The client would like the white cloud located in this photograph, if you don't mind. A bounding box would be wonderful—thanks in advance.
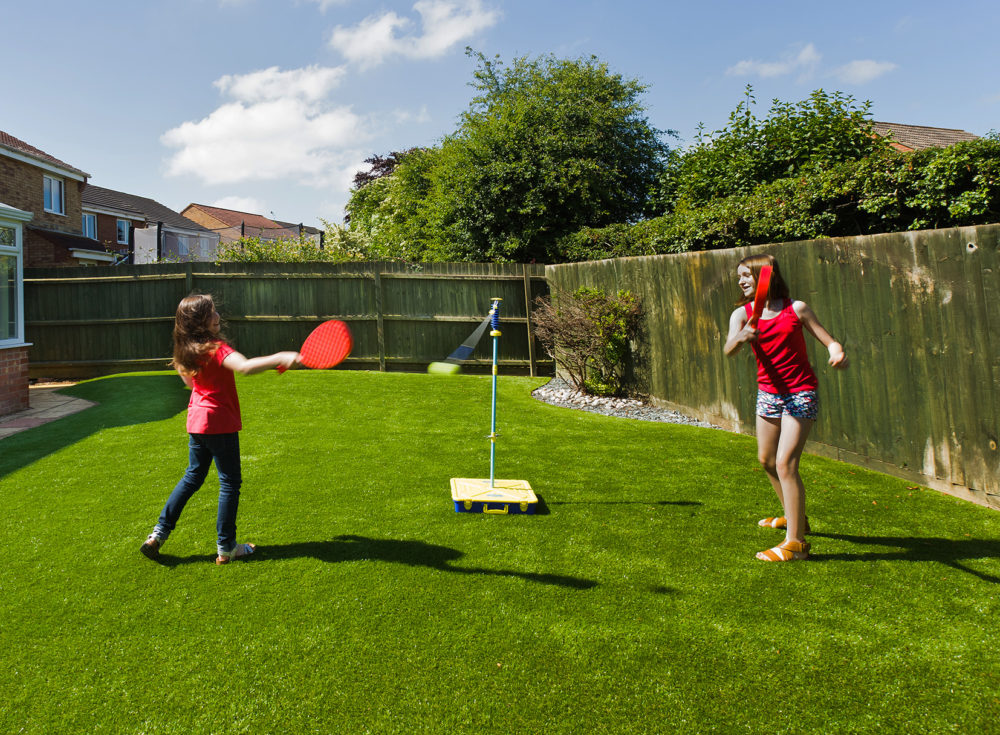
[330,12,411,68]
[161,65,368,187]
[832,59,898,84]
[329,0,499,68]
[214,65,346,103]
[211,196,267,214]
[727,43,821,79]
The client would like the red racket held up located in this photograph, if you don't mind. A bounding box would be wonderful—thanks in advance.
[747,265,772,328]
[278,320,353,373]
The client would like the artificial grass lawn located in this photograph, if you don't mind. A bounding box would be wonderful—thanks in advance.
[1,371,999,734]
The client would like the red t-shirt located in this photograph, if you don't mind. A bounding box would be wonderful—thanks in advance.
[745,301,817,394]
[186,342,242,434]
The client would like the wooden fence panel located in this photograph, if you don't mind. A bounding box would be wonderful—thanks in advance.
[547,224,1000,508]
[24,262,549,377]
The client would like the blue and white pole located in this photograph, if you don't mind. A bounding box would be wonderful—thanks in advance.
[488,298,502,488]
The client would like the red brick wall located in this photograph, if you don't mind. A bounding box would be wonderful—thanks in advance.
[0,154,86,268]
[0,346,29,417]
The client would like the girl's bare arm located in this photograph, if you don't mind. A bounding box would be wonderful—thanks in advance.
[222,350,301,375]
[723,307,757,356]
[793,301,848,368]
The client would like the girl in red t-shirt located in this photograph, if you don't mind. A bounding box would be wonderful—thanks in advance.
[140,294,299,565]
[724,255,848,562]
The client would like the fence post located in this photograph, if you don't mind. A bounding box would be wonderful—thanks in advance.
[185,262,193,294]
[523,264,537,377]
[374,268,386,371]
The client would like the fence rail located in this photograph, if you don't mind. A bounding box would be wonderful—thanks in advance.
[24,261,551,378]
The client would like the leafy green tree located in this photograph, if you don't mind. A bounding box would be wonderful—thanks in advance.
[215,234,358,263]
[345,50,671,263]
[344,147,451,260]
[653,86,890,213]
[556,133,1000,257]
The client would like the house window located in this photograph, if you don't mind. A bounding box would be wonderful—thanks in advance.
[43,176,65,215]
[82,213,97,239]
[0,225,22,344]
[116,219,130,245]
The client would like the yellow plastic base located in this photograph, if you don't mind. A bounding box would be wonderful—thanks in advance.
[450,478,536,514]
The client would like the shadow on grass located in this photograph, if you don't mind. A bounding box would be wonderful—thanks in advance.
[547,500,702,507]
[811,532,1000,584]
[155,534,597,589]
[0,374,188,479]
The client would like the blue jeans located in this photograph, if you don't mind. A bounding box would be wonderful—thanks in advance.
[155,433,242,554]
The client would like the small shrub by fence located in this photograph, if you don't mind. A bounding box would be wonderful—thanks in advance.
[547,223,1000,509]
[24,261,550,378]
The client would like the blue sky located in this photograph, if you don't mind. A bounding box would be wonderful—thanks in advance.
[3,0,998,229]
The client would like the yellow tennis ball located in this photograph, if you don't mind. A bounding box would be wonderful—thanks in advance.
[427,362,461,375]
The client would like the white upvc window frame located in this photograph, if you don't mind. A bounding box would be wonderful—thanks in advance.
[43,175,65,215]
[0,204,32,348]
[116,219,130,245]
[82,212,97,239]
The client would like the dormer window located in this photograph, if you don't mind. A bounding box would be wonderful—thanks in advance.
[43,175,65,215]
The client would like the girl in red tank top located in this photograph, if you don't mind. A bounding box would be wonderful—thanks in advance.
[724,255,848,562]
[139,294,301,566]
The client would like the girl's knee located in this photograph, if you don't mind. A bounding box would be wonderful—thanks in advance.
[776,456,800,480]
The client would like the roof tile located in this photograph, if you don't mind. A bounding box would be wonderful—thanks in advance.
[0,130,89,177]
[872,122,979,151]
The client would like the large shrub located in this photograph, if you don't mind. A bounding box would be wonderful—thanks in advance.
[532,286,642,396]
[561,133,1000,255]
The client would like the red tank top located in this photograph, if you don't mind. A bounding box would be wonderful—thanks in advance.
[745,301,817,394]
[186,342,242,434]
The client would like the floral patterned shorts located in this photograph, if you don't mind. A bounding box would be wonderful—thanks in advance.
[756,389,819,420]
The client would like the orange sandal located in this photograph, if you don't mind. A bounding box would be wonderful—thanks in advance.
[756,539,810,562]
[757,516,811,533]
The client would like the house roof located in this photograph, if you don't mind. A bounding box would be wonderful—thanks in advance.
[275,219,322,236]
[0,130,90,179]
[82,185,212,233]
[27,226,102,250]
[81,185,147,219]
[872,122,979,151]
[184,203,281,231]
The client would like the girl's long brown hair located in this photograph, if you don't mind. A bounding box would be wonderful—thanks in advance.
[170,294,224,376]
[735,254,791,307]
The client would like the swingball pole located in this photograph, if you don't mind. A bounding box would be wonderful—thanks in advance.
[488,297,502,488]
[448,296,536,514]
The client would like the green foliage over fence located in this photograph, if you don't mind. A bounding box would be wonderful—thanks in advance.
[549,86,1000,261]
[24,262,549,378]
[546,223,1000,508]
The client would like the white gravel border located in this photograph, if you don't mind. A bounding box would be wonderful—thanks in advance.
[532,378,722,428]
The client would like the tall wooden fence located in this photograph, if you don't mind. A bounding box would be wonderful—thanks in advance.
[547,224,1000,509]
[24,261,550,377]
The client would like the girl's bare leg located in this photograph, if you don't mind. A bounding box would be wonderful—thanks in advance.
[774,414,814,542]
[755,415,785,507]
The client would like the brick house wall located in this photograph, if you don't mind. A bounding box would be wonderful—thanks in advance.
[179,205,228,232]
[95,212,142,252]
[0,154,87,268]
[0,347,29,417]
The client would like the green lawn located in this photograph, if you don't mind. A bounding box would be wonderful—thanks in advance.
[1,371,998,733]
